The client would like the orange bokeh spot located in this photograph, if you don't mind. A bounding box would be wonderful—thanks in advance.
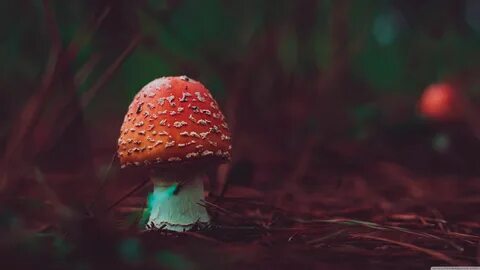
[419,83,460,121]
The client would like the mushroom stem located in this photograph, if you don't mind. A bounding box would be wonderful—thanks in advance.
[147,174,210,231]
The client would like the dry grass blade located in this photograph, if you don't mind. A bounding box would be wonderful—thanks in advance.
[294,217,388,230]
[293,216,467,252]
[65,6,111,59]
[389,213,447,224]
[81,35,142,108]
[351,234,468,266]
[1,0,61,173]
[306,229,347,246]
[74,53,102,87]
[1,3,112,195]
[385,225,465,252]
[39,35,142,155]
[106,178,150,213]
[89,152,117,210]
[447,232,480,241]
[33,168,75,220]
[202,200,243,218]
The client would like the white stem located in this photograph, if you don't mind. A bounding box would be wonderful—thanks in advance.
[147,174,210,232]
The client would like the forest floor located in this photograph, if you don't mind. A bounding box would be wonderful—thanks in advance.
[2,157,480,270]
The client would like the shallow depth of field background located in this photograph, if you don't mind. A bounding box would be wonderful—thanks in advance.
[2,0,480,269]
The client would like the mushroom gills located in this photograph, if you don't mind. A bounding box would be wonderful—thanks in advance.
[146,175,210,231]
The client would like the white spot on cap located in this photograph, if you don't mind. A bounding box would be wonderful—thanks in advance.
[166,95,175,106]
[201,109,211,115]
[201,150,214,156]
[186,152,199,158]
[195,92,205,102]
[210,125,220,133]
[179,92,192,102]
[208,140,217,146]
[197,119,210,126]
[143,77,172,95]
[210,101,218,110]
[158,131,169,136]
[199,131,209,139]
[158,97,166,106]
[191,106,200,113]
[165,141,175,148]
[179,75,190,81]
[188,114,197,123]
[189,131,201,138]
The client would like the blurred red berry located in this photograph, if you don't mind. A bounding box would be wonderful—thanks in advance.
[419,83,460,121]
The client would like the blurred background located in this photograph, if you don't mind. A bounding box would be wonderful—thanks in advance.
[2,0,480,268]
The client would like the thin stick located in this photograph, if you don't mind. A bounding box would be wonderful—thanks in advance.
[1,0,62,165]
[89,152,117,210]
[105,178,150,213]
[81,35,142,108]
[38,35,141,155]
[1,4,112,194]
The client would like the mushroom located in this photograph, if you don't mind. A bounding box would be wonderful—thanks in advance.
[117,76,232,231]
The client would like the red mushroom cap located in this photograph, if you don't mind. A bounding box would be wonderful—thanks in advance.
[419,82,461,121]
[117,76,232,168]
